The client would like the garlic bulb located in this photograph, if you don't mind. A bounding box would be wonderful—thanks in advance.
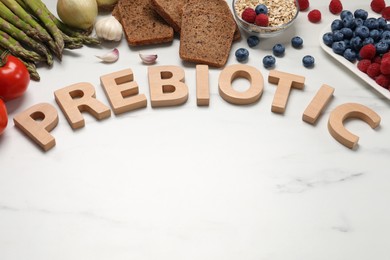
[95,16,123,41]
[57,0,98,30]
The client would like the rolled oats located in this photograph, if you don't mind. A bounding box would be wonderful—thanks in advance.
[234,0,298,27]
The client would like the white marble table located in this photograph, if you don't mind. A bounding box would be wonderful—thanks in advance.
[1,1,389,259]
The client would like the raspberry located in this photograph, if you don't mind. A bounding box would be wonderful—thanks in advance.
[359,44,376,59]
[370,0,386,13]
[367,63,381,78]
[380,57,390,74]
[308,9,321,23]
[329,0,343,15]
[375,74,390,88]
[372,56,382,64]
[382,6,390,21]
[242,8,256,23]
[298,0,309,11]
[357,59,371,73]
[255,14,269,26]
[382,52,390,60]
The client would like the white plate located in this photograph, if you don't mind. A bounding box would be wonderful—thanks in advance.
[319,24,390,100]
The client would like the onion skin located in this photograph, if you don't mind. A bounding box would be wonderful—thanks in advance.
[57,0,98,30]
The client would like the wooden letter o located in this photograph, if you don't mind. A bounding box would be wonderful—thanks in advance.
[218,64,263,105]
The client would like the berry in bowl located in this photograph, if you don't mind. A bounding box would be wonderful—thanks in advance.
[233,0,299,37]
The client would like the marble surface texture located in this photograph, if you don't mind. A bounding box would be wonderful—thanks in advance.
[0,1,389,259]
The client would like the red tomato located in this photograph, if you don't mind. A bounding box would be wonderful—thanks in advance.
[0,54,30,102]
[0,99,7,135]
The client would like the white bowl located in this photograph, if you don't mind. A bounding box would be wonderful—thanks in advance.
[232,0,299,38]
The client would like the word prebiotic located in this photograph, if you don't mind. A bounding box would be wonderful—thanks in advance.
[13,64,381,151]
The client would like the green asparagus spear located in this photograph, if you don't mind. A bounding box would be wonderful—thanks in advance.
[1,0,54,43]
[22,60,40,81]
[0,1,46,42]
[1,47,40,81]
[13,0,27,10]
[0,30,45,63]
[0,16,53,66]
[20,0,64,57]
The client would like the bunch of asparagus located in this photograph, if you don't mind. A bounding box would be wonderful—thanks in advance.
[0,0,100,81]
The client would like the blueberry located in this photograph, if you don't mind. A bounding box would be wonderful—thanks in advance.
[343,48,357,62]
[302,55,315,68]
[331,19,344,31]
[291,36,303,48]
[340,27,353,39]
[375,41,389,54]
[377,17,387,29]
[364,18,379,30]
[272,43,285,57]
[343,17,355,29]
[247,35,260,47]
[235,48,249,62]
[350,36,363,51]
[340,10,353,20]
[353,18,364,28]
[322,32,334,46]
[332,30,344,41]
[262,55,276,68]
[343,39,351,49]
[354,9,368,20]
[363,37,375,45]
[255,4,268,14]
[381,31,390,44]
[355,26,370,39]
[332,41,347,55]
[369,29,381,42]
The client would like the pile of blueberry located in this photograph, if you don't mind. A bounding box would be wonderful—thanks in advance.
[323,9,390,90]
[323,9,390,62]
[234,35,315,68]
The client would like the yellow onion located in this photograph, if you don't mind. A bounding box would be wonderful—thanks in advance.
[57,0,98,30]
[96,0,118,11]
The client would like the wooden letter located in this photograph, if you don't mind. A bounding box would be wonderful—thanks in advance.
[100,69,147,115]
[328,103,381,149]
[13,103,58,151]
[218,64,263,105]
[268,70,305,113]
[148,66,188,107]
[54,82,111,129]
[196,65,210,106]
[303,84,335,124]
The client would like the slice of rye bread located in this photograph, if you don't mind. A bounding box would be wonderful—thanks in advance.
[150,0,187,33]
[116,0,174,46]
[184,0,241,41]
[179,9,236,67]
[112,4,120,20]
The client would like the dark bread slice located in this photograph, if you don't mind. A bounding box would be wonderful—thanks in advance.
[151,0,187,33]
[185,0,241,41]
[179,9,235,67]
[112,4,120,20]
[117,0,174,46]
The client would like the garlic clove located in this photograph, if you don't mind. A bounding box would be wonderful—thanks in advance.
[96,48,119,63]
[139,53,158,64]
